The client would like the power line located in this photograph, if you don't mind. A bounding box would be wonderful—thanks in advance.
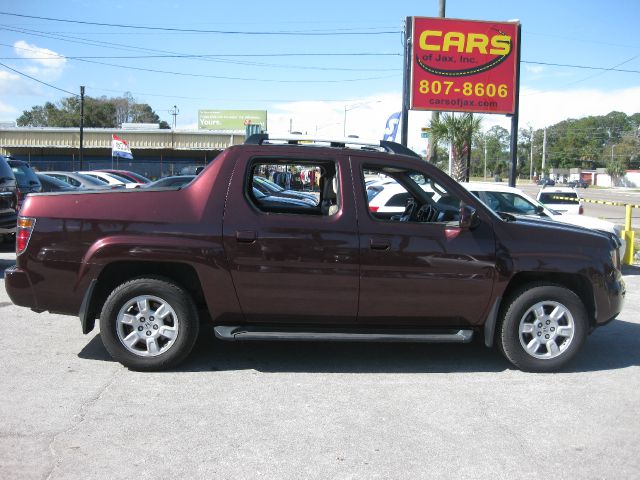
[0,12,400,35]
[71,57,399,83]
[0,26,401,76]
[3,25,637,79]
[524,54,640,96]
[0,26,401,59]
[5,51,640,74]
[1,42,400,72]
[523,60,640,74]
[0,61,77,96]
[5,41,640,76]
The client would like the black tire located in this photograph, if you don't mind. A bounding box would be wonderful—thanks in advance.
[498,283,588,372]
[99,277,199,371]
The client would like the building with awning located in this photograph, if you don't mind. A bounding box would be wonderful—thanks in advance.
[0,127,245,179]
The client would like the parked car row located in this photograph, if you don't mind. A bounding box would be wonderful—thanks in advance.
[537,177,589,188]
[0,156,18,241]
[0,161,159,241]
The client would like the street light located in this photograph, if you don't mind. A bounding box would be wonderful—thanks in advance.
[343,100,381,137]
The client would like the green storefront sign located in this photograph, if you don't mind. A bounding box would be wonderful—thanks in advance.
[198,110,267,132]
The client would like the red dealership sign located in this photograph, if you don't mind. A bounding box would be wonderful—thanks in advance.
[411,17,519,114]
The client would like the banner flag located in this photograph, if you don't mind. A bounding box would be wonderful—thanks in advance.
[112,134,133,159]
[382,112,401,141]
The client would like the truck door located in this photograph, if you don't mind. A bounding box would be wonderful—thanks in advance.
[354,157,497,328]
[222,153,359,324]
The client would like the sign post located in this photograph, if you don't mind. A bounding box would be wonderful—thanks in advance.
[402,16,520,183]
[410,17,519,114]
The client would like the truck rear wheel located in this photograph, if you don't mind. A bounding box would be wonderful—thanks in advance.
[99,277,199,371]
[499,283,587,372]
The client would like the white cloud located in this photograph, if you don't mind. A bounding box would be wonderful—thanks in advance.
[0,41,69,113]
[13,40,66,79]
[519,86,640,129]
[525,65,544,75]
[0,69,39,96]
[0,99,18,118]
[262,85,640,155]
[269,93,403,140]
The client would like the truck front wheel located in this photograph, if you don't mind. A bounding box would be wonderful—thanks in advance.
[99,277,199,371]
[499,283,588,372]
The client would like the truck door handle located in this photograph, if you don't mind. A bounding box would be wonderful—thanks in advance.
[370,238,390,251]
[236,231,256,243]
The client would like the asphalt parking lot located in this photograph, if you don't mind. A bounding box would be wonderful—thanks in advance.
[1,244,639,480]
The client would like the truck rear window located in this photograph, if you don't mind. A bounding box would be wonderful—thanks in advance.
[539,192,579,204]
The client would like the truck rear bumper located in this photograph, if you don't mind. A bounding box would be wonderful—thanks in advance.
[4,265,38,310]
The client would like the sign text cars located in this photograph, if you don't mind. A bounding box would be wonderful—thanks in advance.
[410,17,519,114]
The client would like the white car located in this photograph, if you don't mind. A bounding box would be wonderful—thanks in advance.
[367,182,413,216]
[79,171,139,189]
[463,182,625,259]
[536,186,583,215]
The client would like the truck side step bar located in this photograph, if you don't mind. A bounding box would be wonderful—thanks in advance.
[213,326,473,343]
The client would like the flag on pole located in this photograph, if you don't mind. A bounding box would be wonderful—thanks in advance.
[382,112,401,142]
[112,134,133,160]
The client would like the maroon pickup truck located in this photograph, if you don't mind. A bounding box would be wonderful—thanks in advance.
[5,135,625,372]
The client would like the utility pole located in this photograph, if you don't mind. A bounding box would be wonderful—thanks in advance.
[169,105,179,129]
[79,86,85,170]
[542,126,547,175]
[484,141,487,180]
[428,0,446,163]
[529,127,534,180]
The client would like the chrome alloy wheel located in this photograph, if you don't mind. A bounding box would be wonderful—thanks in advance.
[116,295,179,357]
[518,301,575,360]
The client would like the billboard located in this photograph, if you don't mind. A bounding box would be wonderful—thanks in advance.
[198,110,267,132]
[410,17,519,114]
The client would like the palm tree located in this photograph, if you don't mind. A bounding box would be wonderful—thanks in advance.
[429,113,483,181]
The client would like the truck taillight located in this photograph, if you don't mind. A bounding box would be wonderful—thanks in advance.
[16,217,36,255]
[579,205,584,215]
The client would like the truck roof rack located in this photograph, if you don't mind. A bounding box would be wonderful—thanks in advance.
[244,133,421,159]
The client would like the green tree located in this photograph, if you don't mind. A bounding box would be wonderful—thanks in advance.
[17,94,170,129]
[429,113,483,181]
[484,125,510,177]
[606,161,626,186]
[517,127,534,179]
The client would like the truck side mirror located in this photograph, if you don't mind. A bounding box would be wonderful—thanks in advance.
[460,204,479,230]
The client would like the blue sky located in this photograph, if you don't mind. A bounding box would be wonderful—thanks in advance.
[1,0,639,152]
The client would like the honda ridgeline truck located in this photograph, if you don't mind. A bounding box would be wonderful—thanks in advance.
[5,135,625,372]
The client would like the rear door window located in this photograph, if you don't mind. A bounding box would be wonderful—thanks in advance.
[247,160,331,215]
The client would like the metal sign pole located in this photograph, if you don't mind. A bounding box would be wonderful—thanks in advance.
[400,17,412,147]
[508,24,522,187]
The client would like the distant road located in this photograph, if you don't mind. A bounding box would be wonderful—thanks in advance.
[517,183,640,229]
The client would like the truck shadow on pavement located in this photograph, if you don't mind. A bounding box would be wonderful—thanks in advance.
[78,317,640,374]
